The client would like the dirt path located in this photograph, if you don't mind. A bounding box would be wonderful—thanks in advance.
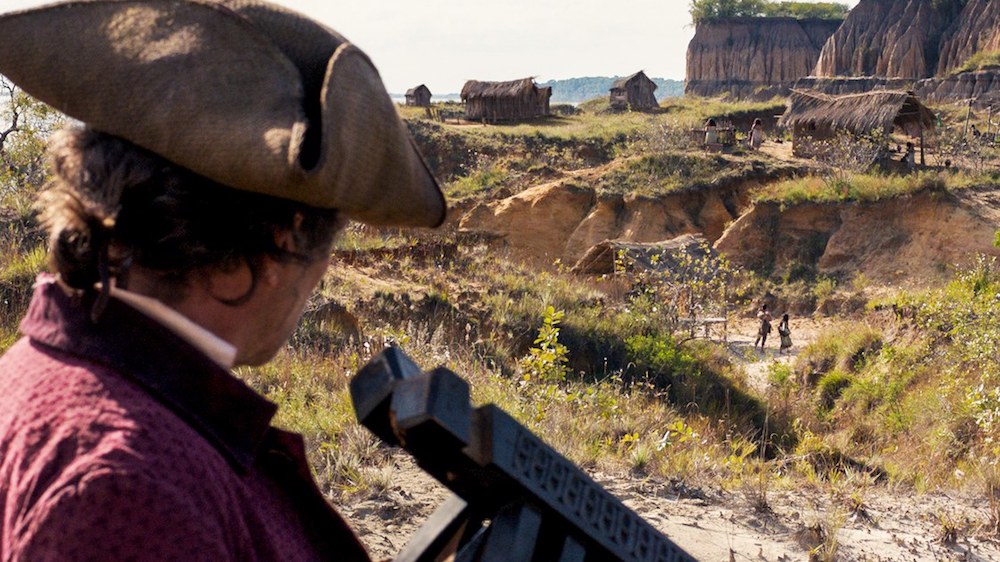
[338,316,1000,561]
[340,452,1000,561]
[726,315,830,395]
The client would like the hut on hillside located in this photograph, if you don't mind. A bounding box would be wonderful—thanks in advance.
[461,78,551,122]
[609,71,658,111]
[405,84,432,107]
[778,89,936,158]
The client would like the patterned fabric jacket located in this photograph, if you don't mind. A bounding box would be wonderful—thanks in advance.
[0,276,370,561]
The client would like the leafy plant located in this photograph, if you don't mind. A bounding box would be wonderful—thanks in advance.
[519,306,570,383]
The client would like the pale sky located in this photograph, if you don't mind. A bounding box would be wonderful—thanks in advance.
[2,0,860,94]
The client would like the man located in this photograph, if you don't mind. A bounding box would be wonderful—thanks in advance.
[0,1,445,560]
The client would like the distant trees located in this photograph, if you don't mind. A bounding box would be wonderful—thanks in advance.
[762,2,849,19]
[689,0,849,23]
[689,0,765,22]
[0,76,62,199]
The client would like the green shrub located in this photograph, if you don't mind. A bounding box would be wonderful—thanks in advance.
[520,306,570,383]
[817,370,853,411]
[952,51,1000,75]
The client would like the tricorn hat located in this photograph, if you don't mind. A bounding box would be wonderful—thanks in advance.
[0,0,446,227]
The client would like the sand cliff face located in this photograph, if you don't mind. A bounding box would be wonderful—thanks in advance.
[458,179,751,267]
[937,0,1000,75]
[917,71,1000,105]
[814,0,961,79]
[713,187,1000,286]
[811,0,1000,81]
[457,179,1000,288]
[688,0,1000,101]
[685,17,841,98]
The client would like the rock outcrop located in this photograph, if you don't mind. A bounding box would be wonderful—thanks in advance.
[458,174,1000,288]
[791,72,1000,107]
[458,179,751,266]
[792,76,916,96]
[687,0,1000,102]
[917,71,1000,105]
[936,0,1000,75]
[714,187,1000,286]
[814,0,962,80]
[685,17,841,99]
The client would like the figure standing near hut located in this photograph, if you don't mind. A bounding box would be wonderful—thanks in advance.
[0,1,445,559]
[704,118,719,145]
[778,313,792,355]
[753,303,772,350]
[901,141,916,171]
[749,118,764,150]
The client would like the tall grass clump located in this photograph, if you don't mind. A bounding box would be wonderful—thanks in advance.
[755,171,954,204]
[952,51,1000,75]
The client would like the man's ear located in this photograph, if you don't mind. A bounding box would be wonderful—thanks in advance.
[273,212,305,252]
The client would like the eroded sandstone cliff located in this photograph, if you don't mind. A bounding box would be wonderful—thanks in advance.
[458,179,751,267]
[457,179,1000,288]
[685,17,841,99]
[814,0,962,79]
[917,71,1000,105]
[937,0,1000,75]
[714,187,1000,286]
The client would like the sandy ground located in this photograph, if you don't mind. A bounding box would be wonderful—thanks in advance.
[339,456,1000,561]
[337,316,1000,561]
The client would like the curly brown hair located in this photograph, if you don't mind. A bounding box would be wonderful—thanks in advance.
[37,126,344,305]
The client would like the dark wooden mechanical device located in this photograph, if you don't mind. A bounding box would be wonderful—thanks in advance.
[351,347,697,562]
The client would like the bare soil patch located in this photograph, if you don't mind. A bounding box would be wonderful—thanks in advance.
[339,452,1000,561]
[337,314,1000,561]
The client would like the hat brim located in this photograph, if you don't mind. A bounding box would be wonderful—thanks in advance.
[0,0,445,227]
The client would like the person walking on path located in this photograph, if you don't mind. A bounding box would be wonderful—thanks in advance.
[778,313,792,355]
[753,303,772,350]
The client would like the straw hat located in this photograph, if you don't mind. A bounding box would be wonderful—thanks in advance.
[0,0,446,227]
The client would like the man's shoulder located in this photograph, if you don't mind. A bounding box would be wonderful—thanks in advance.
[0,337,230,480]
[8,460,233,561]
[1,337,169,425]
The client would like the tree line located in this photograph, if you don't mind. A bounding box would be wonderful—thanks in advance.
[689,0,850,23]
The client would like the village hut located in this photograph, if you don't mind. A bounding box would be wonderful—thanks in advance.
[461,78,551,122]
[778,89,936,158]
[609,71,658,111]
[405,84,432,107]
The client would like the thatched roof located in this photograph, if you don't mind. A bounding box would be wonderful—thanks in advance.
[778,89,936,136]
[406,84,430,96]
[461,78,539,100]
[611,71,656,91]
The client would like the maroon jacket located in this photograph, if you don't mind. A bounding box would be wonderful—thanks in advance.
[0,277,370,561]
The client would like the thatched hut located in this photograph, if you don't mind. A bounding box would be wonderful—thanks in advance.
[778,89,936,157]
[609,71,658,111]
[461,78,551,122]
[405,84,432,107]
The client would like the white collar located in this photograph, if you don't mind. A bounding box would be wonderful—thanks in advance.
[110,286,238,369]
